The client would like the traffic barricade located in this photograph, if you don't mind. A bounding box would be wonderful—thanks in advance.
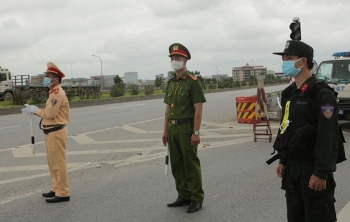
[236,95,261,124]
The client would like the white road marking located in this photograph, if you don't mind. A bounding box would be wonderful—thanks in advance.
[0,148,14,153]
[12,146,165,158]
[4,136,252,184]
[132,105,164,110]
[0,190,42,205]
[127,117,164,125]
[337,201,350,222]
[1,118,260,207]
[119,125,148,133]
[104,104,144,110]
[0,125,21,130]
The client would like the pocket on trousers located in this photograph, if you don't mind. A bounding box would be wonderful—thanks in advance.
[313,197,336,222]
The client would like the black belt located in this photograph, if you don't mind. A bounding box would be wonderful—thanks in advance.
[168,119,193,124]
[42,125,66,135]
[39,119,66,135]
[43,124,59,127]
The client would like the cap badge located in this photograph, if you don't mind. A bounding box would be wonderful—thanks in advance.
[173,46,178,50]
[285,42,290,49]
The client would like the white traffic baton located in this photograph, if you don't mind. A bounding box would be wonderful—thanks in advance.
[165,144,169,176]
[30,113,35,155]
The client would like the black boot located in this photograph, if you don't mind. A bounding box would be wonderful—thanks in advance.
[167,196,191,207]
[187,201,202,213]
[42,191,55,198]
[46,196,70,203]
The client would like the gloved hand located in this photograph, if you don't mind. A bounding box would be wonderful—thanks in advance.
[21,104,39,115]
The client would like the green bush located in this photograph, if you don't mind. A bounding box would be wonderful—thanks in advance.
[12,87,30,105]
[110,84,126,97]
[208,83,216,89]
[29,88,48,104]
[129,84,139,95]
[144,85,155,95]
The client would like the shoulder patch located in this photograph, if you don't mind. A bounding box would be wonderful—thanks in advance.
[320,103,334,119]
[51,99,57,106]
[189,74,197,81]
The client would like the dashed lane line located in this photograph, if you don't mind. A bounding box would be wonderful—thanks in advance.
[0,190,42,205]
[0,125,21,130]
[104,104,144,110]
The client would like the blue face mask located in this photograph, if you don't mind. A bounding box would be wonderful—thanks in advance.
[282,58,303,77]
[43,77,52,87]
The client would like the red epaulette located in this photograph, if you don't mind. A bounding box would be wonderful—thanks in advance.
[300,82,308,93]
[189,74,197,81]
[50,88,59,94]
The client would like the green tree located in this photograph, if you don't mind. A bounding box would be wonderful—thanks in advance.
[154,77,163,88]
[110,75,126,97]
[222,77,233,88]
[248,75,258,85]
[192,70,204,85]
[113,75,123,85]
[265,74,276,84]
[168,71,175,77]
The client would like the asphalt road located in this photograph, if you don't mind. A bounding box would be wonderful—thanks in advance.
[0,84,349,222]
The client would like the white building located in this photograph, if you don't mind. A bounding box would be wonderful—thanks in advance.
[124,72,138,85]
[232,63,267,81]
[212,74,228,81]
[89,75,117,90]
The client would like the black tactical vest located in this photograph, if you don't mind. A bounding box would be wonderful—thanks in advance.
[273,79,346,163]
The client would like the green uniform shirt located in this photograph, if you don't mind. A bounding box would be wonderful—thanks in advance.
[164,71,206,120]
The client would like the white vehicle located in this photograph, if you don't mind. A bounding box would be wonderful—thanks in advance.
[315,51,350,119]
[0,67,15,101]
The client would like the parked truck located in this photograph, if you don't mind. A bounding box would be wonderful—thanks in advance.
[0,67,17,101]
[315,51,350,119]
[0,66,100,101]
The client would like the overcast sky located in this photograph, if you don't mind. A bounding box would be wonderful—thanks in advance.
[1,0,349,80]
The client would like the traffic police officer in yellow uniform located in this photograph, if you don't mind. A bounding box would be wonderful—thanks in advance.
[22,62,70,203]
[162,43,206,213]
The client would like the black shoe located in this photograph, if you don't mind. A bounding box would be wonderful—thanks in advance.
[46,196,70,203]
[167,196,191,207]
[42,191,55,198]
[186,201,202,213]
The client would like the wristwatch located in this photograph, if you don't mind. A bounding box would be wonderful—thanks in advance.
[193,131,200,136]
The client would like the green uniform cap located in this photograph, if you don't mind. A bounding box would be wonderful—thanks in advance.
[169,43,191,60]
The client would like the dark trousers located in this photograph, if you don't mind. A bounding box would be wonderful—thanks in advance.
[282,163,336,222]
[167,123,204,203]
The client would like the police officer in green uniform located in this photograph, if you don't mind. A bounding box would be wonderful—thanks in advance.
[272,40,338,222]
[162,43,206,213]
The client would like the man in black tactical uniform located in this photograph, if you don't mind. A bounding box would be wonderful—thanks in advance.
[272,40,338,222]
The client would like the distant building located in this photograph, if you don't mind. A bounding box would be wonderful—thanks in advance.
[89,75,117,90]
[155,74,164,79]
[266,70,275,75]
[232,63,267,81]
[274,72,289,79]
[212,74,228,81]
[138,79,154,88]
[155,73,171,84]
[124,72,138,85]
